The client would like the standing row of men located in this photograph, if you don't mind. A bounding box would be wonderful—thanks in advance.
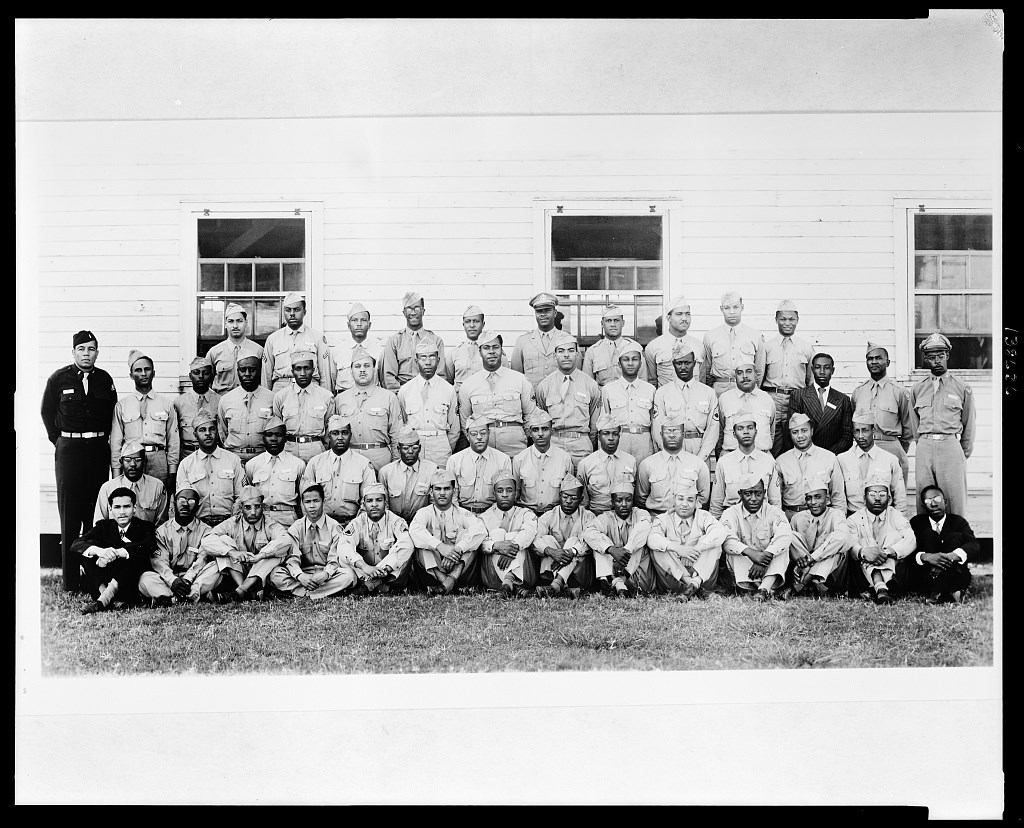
[41,289,976,600]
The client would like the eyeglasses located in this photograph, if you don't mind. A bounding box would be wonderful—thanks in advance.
[922,494,944,503]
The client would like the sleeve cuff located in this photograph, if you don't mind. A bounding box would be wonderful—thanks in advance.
[954,548,968,564]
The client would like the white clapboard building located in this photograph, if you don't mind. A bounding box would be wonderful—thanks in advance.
[19,18,1000,538]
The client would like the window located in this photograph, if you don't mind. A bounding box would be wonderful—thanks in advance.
[195,216,308,356]
[545,210,667,347]
[911,212,992,370]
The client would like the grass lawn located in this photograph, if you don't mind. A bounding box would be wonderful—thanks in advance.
[37,565,994,675]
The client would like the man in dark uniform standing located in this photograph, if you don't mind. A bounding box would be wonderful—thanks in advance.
[40,330,117,592]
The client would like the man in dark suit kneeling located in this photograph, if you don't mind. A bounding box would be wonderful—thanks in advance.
[72,486,158,615]
[908,484,977,604]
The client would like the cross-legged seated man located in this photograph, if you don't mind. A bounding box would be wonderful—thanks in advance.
[343,482,416,595]
[719,474,794,601]
[583,482,656,597]
[907,484,977,604]
[409,469,487,595]
[269,483,361,599]
[787,472,852,598]
[647,473,727,600]
[138,486,211,606]
[477,473,540,598]
[74,487,158,614]
[532,475,596,599]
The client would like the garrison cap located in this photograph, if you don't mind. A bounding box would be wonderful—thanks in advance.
[429,469,457,487]
[617,340,643,358]
[736,473,765,493]
[236,353,261,367]
[776,299,799,313]
[396,425,421,444]
[362,482,387,498]
[402,291,424,309]
[120,438,145,458]
[282,292,306,308]
[672,339,696,359]
[191,409,216,430]
[526,410,553,427]
[802,471,831,496]
[346,302,369,319]
[326,414,351,432]
[729,408,757,428]
[865,341,889,357]
[529,292,559,309]
[465,416,492,432]
[788,412,812,430]
[595,413,621,432]
[610,481,635,497]
[852,411,876,426]
[601,305,624,320]
[128,349,152,370]
[350,346,376,366]
[414,339,440,356]
[239,485,265,505]
[490,471,516,489]
[672,469,701,497]
[174,486,200,500]
[660,414,686,429]
[558,474,585,494]
[462,304,484,319]
[189,355,213,371]
[289,347,316,367]
[477,329,503,347]
[920,332,952,352]
[552,331,578,349]
[864,469,892,493]
[73,330,98,347]
[259,415,287,433]
[224,302,247,318]
[665,295,691,313]
[734,358,756,371]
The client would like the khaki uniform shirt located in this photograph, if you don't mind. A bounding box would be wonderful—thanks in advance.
[110,390,180,473]
[635,450,711,513]
[512,444,575,514]
[720,502,794,557]
[837,445,907,515]
[775,445,847,513]
[647,510,727,555]
[762,333,815,389]
[377,458,440,523]
[717,387,777,452]
[710,449,781,517]
[458,368,537,429]
[582,337,650,386]
[534,507,595,556]
[153,517,211,585]
[575,449,638,514]
[174,388,222,447]
[95,473,168,525]
[206,337,264,395]
[175,447,246,521]
[652,378,720,457]
[299,449,378,522]
[535,369,602,434]
[851,376,913,446]
[263,324,335,393]
[383,328,445,391]
[409,504,487,555]
[244,451,306,516]
[217,386,276,453]
[342,510,415,571]
[841,506,916,559]
[334,385,403,455]
[583,507,653,555]
[909,373,976,457]
[479,505,539,553]
[444,340,509,390]
[446,446,513,512]
[601,377,656,428]
[201,513,294,559]
[643,333,706,388]
[284,514,357,576]
[789,508,850,562]
[272,383,335,438]
[331,334,386,394]
[510,329,581,390]
[703,323,766,385]
[398,375,460,449]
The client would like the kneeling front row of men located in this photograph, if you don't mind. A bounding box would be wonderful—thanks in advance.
[75,453,974,613]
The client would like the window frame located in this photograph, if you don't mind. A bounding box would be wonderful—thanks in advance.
[894,197,994,380]
[178,201,323,388]
[532,199,681,347]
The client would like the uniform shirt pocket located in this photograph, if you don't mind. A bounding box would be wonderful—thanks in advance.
[278,469,298,483]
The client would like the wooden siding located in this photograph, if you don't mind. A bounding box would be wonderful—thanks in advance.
[23,112,998,535]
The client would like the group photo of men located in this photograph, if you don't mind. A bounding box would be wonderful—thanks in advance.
[41,286,979,615]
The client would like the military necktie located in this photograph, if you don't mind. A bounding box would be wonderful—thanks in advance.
[79,370,89,396]
[498,509,513,532]
[139,393,149,421]
[872,514,885,544]
[178,527,188,566]
[859,452,871,483]
[486,372,498,394]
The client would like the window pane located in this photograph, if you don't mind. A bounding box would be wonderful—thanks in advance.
[915,295,938,331]
[255,300,282,337]
[914,214,992,251]
[255,263,280,292]
[914,255,939,289]
[963,215,993,250]
[199,263,224,291]
[228,263,252,292]
[198,217,305,258]
[635,301,660,345]
[969,295,992,334]
[580,267,604,291]
[939,295,967,333]
[580,303,605,341]
[552,267,578,290]
[970,254,992,289]
[637,267,661,289]
[551,215,662,260]
[283,263,305,291]
[199,299,225,337]
[940,255,967,290]
[608,267,635,291]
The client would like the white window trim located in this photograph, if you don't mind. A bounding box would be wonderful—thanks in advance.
[893,197,992,381]
[532,199,682,299]
[178,201,323,384]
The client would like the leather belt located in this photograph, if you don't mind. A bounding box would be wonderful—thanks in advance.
[786,504,809,512]
[553,430,589,440]
[232,446,262,453]
[924,433,956,441]
[351,442,388,449]
[181,442,199,450]
[682,431,703,439]
[621,426,651,434]
[201,515,230,526]
[465,504,491,514]
[760,385,794,394]
[417,430,441,437]
[489,421,521,429]
[709,376,735,384]
[61,431,106,438]
[142,445,165,452]
[287,435,321,443]
[264,504,296,511]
